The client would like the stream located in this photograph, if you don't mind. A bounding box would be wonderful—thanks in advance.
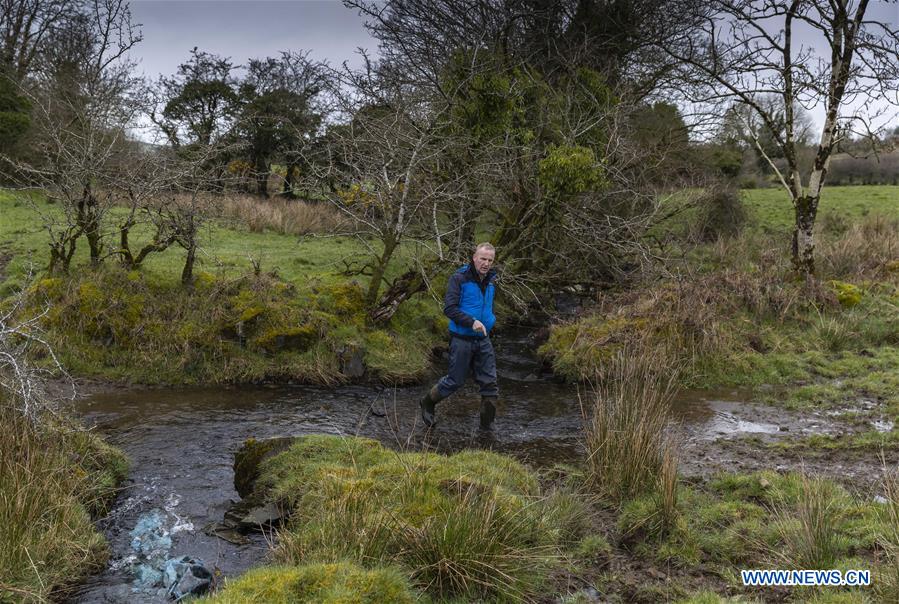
[67,331,830,602]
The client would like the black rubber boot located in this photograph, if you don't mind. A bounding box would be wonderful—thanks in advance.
[479,396,497,431]
[420,385,443,427]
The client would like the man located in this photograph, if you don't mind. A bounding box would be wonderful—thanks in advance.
[420,242,498,430]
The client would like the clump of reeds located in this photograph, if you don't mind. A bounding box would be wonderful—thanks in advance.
[218,195,348,235]
[400,483,556,601]
[583,345,680,504]
[656,440,680,533]
[0,405,107,601]
[819,213,899,281]
[770,472,849,570]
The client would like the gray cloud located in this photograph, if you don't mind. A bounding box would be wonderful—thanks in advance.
[129,0,378,79]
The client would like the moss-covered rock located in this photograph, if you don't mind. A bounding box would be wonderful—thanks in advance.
[250,325,318,354]
[201,563,418,603]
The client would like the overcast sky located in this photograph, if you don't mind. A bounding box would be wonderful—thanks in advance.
[128,1,898,135]
[129,0,378,80]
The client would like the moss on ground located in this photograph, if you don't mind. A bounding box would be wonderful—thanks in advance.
[200,563,418,604]
[229,434,584,602]
[617,471,886,592]
[16,266,442,385]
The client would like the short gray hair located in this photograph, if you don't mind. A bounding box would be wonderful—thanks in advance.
[474,242,495,254]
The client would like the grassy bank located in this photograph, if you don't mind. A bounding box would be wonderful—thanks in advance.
[209,434,589,602]
[204,434,898,603]
[540,189,899,421]
[19,266,442,385]
[0,400,128,602]
[0,191,446,386]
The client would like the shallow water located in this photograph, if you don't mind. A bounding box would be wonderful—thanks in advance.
[67,333,813,602]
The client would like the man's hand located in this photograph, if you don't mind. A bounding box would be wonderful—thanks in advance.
[472,320,487,336]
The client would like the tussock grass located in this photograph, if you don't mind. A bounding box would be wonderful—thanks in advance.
[583,348,679,504]
[618,471,881,574]
[770,472,851,569]
[217,195,349,235]
[0,404,126,602]
[243,434,581,602]
[401,482,557,600]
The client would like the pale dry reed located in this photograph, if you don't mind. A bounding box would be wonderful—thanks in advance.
[218,195,348,235]
[583,346,680,504]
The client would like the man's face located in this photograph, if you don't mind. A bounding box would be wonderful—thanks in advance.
[472,248,495,277]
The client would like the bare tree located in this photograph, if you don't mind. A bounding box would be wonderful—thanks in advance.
[660,0,899,275]
[0,283,71,422]
[1,0,142,272]
[0,0,76,81]
[306,63,471,321]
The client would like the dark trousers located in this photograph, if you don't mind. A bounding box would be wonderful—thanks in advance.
[436,335,498,398]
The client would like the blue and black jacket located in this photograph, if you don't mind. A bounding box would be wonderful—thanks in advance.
[444,264,497,338]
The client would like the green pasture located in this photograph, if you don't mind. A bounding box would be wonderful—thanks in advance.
[0,190,424,296]
[743,185,899,230]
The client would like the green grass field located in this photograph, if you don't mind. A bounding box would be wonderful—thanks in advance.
[0,190,425,296]
[743,185,899,229]
[3,186,897,291]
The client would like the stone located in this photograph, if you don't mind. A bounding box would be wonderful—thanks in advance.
[163,556,213,600]
[130,509,171,559]
[337,345,366,378]
[132,564,163,588]
[240,501,283,526]
[221,499,286,534]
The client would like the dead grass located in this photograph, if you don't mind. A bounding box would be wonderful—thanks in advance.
[217,195,349,235]
[583,347,680,504]
[0,405,108,602]
[818,213,899,280]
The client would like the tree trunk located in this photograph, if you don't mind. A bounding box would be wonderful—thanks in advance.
[181,243,196,285]
[369,267,432,324]
[120,221,134,266]
[255,159,269,198]
[791,195,819,276]
[282,163,297,199]
[48,246,61,274]
[78,186,102,267]
[365,235,397,308]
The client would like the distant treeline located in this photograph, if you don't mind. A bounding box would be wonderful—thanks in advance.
[827,151,899,186]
